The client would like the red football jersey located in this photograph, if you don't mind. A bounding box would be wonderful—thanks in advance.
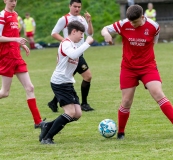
[108,18,160,69]
[0,10,21,59]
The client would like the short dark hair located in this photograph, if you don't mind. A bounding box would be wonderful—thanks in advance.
[126,5,143,21]
[25,13,30,16]
[70,0,82,5]
[67,20,85,35]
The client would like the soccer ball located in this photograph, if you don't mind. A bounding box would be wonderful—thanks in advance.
[98,119,117,138]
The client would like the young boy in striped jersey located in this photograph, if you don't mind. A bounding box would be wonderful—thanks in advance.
[40,21,93,144]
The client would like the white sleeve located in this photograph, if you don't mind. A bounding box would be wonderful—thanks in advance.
[51,16,66,35]
[62,41,90,59]
[32,18,36,26]
[0,24,4,36]
[106,24,117,34]
[154,34,159,44]
[153,12,156,18]
[144,12,147,17]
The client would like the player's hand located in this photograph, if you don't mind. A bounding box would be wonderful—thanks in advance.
[86,36,94,45]
[84,11,91,23]
[16,37,28,45]
[103,34,113,45]
[22,45,30,56]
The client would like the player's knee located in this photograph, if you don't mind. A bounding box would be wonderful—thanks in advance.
[122,98,133,108]
[25,85,34,93]
[75,111,82,119]
[68,110,76,118]
[83,74,92,82]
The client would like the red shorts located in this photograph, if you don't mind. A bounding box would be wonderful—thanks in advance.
[26,31,34,37]
[0,58,28,77]
[120,66,162,89]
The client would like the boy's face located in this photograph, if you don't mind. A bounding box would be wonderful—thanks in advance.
[69,2,81,16]
[4,0,17,11]
[73,30,83,43]
[129,16,144,28]
[25,15,30,19]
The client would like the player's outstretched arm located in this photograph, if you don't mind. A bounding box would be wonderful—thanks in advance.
[101,27,113,45]
[0,36,28,45]
[63,36,93,59]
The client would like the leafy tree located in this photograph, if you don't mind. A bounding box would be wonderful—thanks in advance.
[0,0,120,43]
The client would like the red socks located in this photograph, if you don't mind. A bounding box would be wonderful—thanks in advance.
[118,106,130,133]
[158,97,173,124]
[27,98,42,125]
[30,42,35,49]
[118,97,173,134]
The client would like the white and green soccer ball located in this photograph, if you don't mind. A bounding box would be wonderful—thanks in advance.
[98,119,117,138]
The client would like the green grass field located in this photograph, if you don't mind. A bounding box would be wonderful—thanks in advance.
[1,43,173,160]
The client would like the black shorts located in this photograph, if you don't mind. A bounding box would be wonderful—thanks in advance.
[73,56,89,75]
[51,82,80,107]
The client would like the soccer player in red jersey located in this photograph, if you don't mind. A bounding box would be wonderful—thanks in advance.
[101,4,173,139]
[0,0,45,129]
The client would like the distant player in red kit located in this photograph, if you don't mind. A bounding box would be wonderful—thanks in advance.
[0,0,45,129]
[101,4,173,139]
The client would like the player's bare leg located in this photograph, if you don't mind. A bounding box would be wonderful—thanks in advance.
[0,76,12,98]
[16,72,44,128]
[81,69,94,111]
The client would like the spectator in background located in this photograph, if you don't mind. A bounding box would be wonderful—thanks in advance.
[17,15,23,35]
[23,13,36,49]
[126,0,135,14]
[144,3,156,21]
[127,0,134,7]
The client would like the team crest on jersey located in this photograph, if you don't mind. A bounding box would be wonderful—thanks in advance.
[144,29,149,35]
[82,64,87,70]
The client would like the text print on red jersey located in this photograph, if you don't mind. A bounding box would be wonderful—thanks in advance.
[10,22,18,29]
[128,38,146,46]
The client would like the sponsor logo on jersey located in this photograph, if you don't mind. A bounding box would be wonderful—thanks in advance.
[144,29,149,35]
[7,16,12,18]
[125,28,135,31]
[68,58,78,65]
[81,64,87,70]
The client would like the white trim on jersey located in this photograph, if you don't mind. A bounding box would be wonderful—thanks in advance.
[106,24,117,34]
[119,18,129,27]
[154,34,159,44]
[0,24,4,36]
[146,17,159,31]
[115,22,120,33]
